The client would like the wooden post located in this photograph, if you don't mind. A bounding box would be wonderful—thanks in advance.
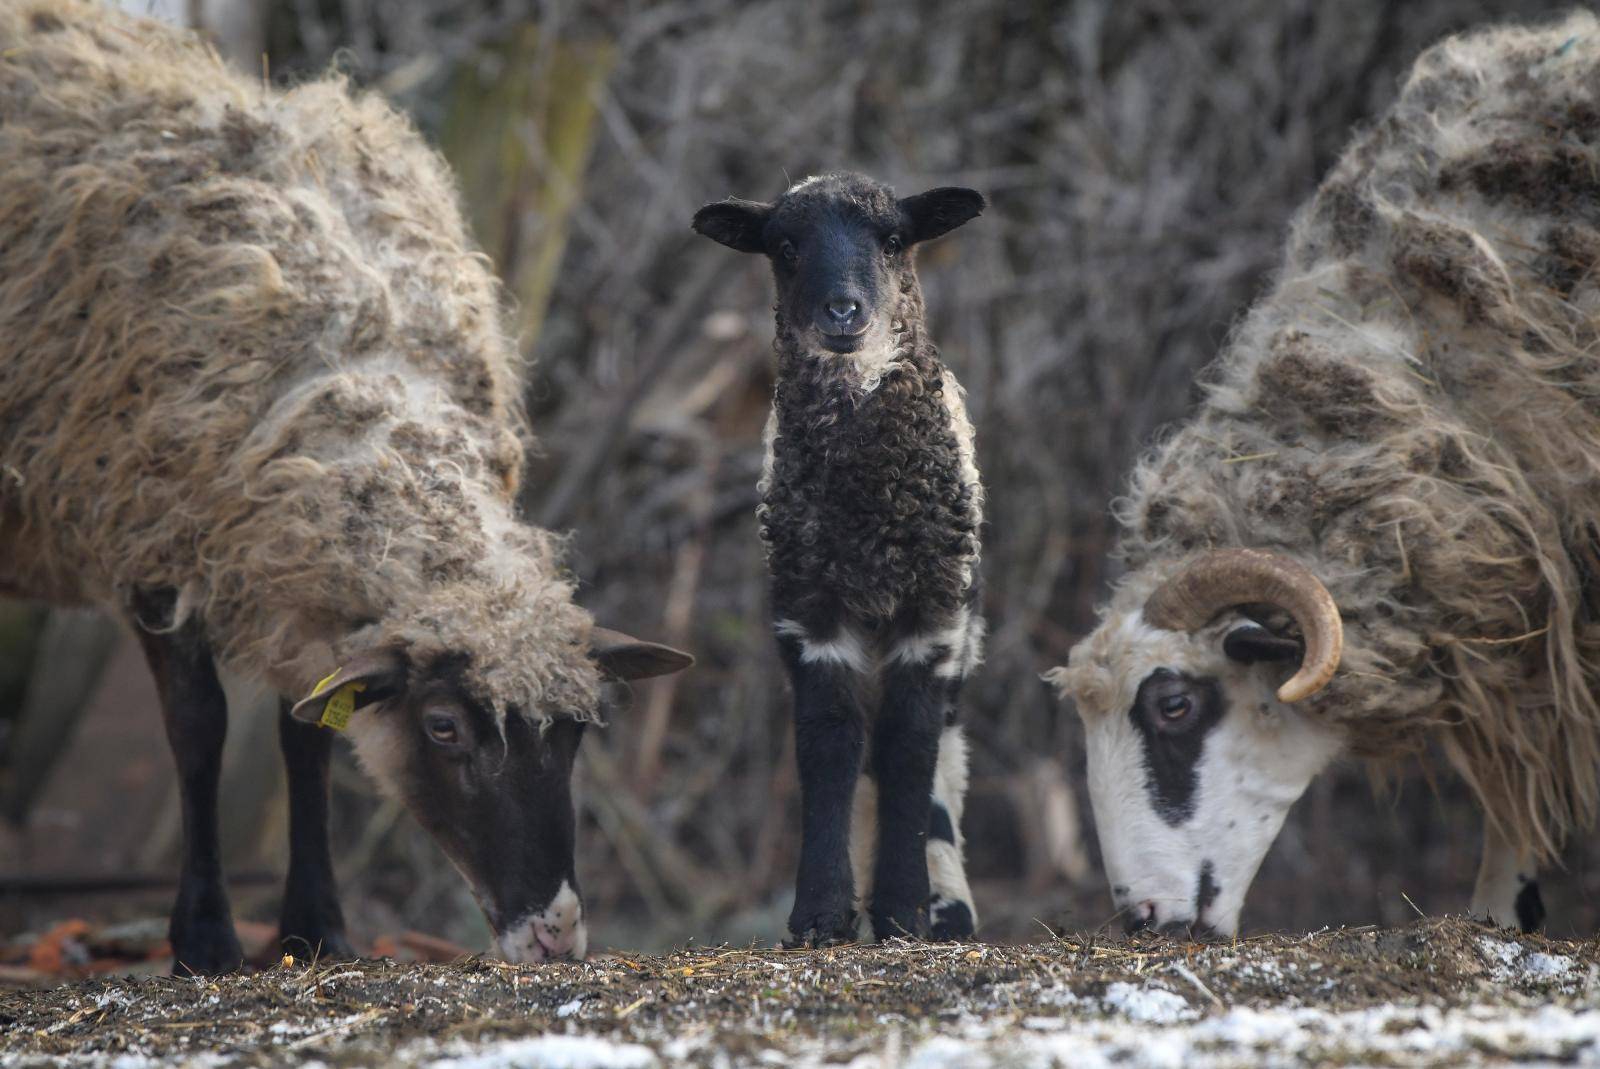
[440,26,614,349]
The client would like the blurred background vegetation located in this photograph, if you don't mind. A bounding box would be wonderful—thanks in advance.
[5,0,1600,954]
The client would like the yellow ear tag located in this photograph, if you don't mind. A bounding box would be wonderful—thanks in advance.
[318,680,365,732]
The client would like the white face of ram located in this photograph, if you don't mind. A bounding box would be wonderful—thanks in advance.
[1055,611,1343,937]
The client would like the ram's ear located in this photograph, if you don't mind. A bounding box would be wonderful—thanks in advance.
[289,650,407,724]
[591,627,694,682]
[1222,623,1303,666]
[691,198,772,253]
[899,187,985,245]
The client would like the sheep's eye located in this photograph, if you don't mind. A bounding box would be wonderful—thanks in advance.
[425,713,460,745]
[779,239,798,263]
[1157,694,1191,721]
[884,233,903,255]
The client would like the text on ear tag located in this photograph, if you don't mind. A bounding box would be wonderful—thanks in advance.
[319,681,366,731]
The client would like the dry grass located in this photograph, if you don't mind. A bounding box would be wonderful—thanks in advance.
[2,918,1596,1066]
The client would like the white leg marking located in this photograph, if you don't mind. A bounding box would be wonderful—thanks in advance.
[928,724,977,934]
[775,618,871,675]
[496,879,588,962]
[1470,820,1538,930]
[886,605,984,680]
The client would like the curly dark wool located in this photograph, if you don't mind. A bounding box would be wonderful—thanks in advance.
[760,304,981,635]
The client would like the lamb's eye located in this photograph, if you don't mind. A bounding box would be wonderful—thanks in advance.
[779,240,798,263]
[1157,694,1191,721]
[884,234,903,255]
[425,713,460,745]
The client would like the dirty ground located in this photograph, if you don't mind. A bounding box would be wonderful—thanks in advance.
[2,917,1599,1067]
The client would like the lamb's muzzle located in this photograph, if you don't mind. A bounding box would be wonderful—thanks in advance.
[1143,548,1343,703]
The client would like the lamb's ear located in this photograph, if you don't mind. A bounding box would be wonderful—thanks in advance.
[591,626,694,682]
[289,650,407,725]
[900,187,986,245]
[691,198,771,254]
[1222,623,1303,666]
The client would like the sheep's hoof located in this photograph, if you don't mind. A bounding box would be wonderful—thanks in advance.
[868,902,929,943]
[278,927,356,962]
[169,917,245,976]
[928,895,975,941]
[784,906,858,948]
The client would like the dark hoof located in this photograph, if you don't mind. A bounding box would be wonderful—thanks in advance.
[170,917,245,976]
[279,928,356,961]
[928,896,975,941]
[869,902,928,942]
[785,906,859,948]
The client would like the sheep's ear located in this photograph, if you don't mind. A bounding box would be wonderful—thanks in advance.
[692,198,771,254]
[289,650,407,726]
[591,626,695,682]
[900,187,985,245]
[1222,623,1302,666]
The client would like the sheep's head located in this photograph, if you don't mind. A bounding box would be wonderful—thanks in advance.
[1047,549,1346,939]
[692,172,983,357]
[289,629,691,962]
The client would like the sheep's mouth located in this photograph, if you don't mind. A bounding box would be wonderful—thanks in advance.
[819,333,866,354]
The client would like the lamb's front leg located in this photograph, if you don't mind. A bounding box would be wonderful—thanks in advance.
[927,721,977,940]
[779,627,867,947]
[1470,818,1544,932]
[869,659,946,939]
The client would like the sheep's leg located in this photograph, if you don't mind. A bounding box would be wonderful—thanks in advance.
[868,658,945,940]
[778,626,866,947]
[1470,819,1543,932]
[927,721,977,940]
[134,605,244,975]
[277,700,354,960]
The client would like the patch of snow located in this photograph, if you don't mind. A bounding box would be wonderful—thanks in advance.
[1100,981,1195,1024]
[423,1035,659,1069]
[555,997,585,1019]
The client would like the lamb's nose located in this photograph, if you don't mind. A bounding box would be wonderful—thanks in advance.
[825,297,860,324]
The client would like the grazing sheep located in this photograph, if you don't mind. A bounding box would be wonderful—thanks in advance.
[1048,11,1600,938]
[0,0,689,973]
[694,172,984,944]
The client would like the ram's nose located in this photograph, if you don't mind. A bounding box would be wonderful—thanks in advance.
[1123,900,1157,935]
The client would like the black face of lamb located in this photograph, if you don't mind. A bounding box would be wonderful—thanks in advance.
[1129,670,1226,826]
[695,173,985,947]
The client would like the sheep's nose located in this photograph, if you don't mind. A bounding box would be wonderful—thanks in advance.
[825,297,860,325]
[1123,901,1157,935]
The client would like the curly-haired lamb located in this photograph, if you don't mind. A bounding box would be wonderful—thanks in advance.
[694,173,984,945]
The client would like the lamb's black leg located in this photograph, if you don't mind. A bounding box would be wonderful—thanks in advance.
[780,634,866,947]
[278,700,354,960]
[869,659,946,940]
[134,602,244,975]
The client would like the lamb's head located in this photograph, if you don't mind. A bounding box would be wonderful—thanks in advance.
[290,629,690,962]
[692,172,983,356]
[1047,549,1346,938]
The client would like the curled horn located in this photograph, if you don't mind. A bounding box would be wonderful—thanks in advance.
[1143,548,1343,703]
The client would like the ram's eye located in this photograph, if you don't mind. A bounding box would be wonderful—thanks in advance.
[424,713,460,745]
[779,239,798,263]
[1157,694,1191,721]
[884,233,903,255]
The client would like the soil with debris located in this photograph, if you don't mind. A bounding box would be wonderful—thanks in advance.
[3,918,1599,1067]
